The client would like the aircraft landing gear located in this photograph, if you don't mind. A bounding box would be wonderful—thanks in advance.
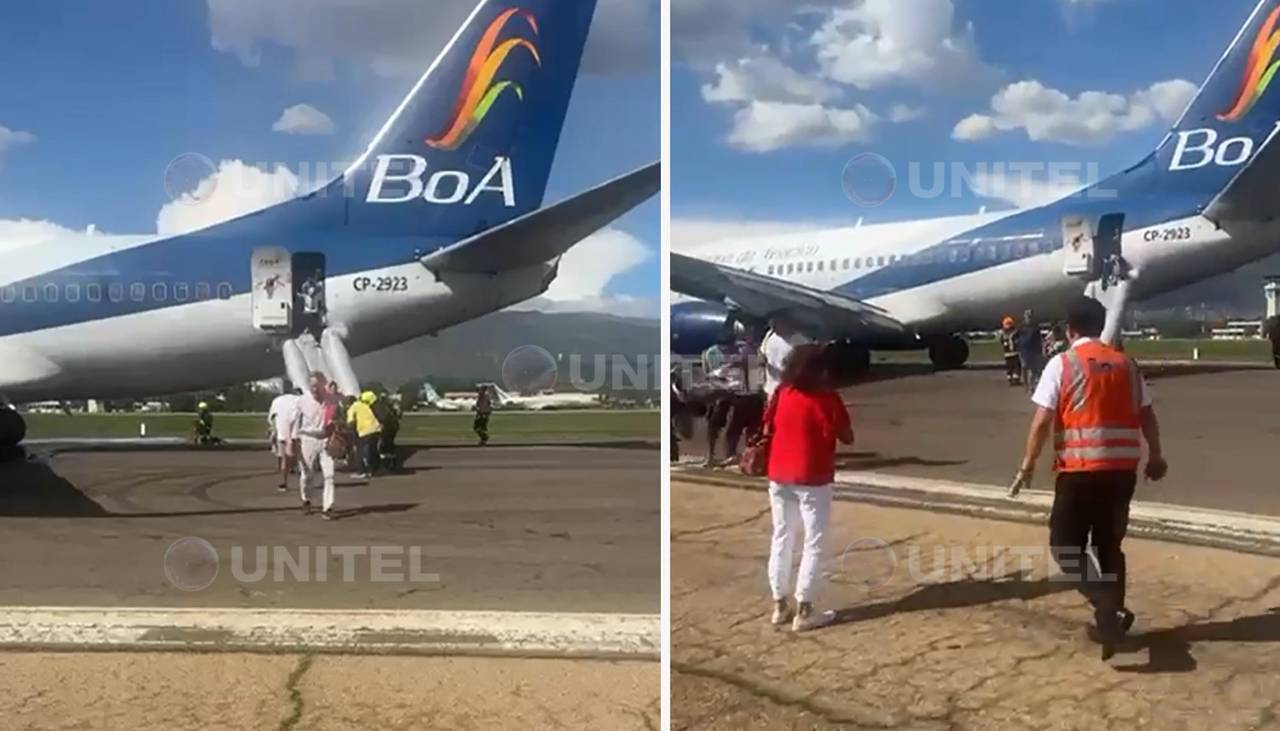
[928,335,970,371]
[0,405,27,463]
[828,340,872,384]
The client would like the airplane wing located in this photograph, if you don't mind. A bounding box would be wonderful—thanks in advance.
[419,162,660,275]
[671,252,909,341]
[0,342,61,392]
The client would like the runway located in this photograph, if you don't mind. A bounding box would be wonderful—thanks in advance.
[680,364,1280,516]
[0,445,658,615]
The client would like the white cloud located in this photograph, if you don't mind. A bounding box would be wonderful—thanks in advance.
[811,0,996,91]
[272,104,335,135]
[0,125,35,161]
[516,227,652,315]
[725,100,877,153]
[702,54,840,105]
[953,78,1197,146]
[0,218,79,254]
[205,0,654,78]
[156,159,300,235]
[888,104,927,122]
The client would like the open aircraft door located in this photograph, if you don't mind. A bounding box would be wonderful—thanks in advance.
[1061,213,1125,281]
[251,246,292,333]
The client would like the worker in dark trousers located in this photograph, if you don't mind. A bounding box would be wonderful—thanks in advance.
[371,393,401,471]
[473,385,493,446]
[1000,317,1021,386]
[1010,296,1168,660]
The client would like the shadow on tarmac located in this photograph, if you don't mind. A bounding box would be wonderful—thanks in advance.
[829,571,1076,628]
[834,450,968,471]
[1113,607,1280,674]
[0,458,305,519]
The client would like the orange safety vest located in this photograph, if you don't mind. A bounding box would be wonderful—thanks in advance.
[1053,340,1143,473]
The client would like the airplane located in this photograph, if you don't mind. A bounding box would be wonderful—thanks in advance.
[419,384,477,413]
[672,0,1280,379]
[0,0,659,451]
[484,382,603,410]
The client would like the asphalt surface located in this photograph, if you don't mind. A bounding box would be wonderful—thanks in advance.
[680,363,1280,516]
[0,444,659,613]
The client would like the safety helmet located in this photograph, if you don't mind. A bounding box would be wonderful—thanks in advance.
[197,402,209,410]
[1001,316,1015,329]
[360,391,376,404]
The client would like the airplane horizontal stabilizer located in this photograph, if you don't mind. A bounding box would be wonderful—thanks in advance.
[419,161,659,274]
[0,343,62,390]
[671,253,908,341]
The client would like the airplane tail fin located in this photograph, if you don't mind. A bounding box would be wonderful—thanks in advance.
[1156,0,1280,206]
[421,383,441,405]
[337,0,598,238]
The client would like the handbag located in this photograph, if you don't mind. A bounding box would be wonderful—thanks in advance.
[739,391,779,477]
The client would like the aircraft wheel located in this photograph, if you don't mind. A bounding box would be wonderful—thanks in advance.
[928,336,970,371]
[828,340,872,384]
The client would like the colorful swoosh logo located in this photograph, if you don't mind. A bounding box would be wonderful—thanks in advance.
[1219,5,1280,122]
[426,8,541,150]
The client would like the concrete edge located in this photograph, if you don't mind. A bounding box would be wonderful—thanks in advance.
[0,607,660,661]
[673,466,1280,559]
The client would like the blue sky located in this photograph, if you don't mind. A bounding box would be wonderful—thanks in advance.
[671,0,1256,243]
[0,0,659,316]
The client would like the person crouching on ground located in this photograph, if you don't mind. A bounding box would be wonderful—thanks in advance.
[765,344,854,632]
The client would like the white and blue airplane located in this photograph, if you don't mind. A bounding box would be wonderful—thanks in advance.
[0,0,659,448]
[672,0,1280,375]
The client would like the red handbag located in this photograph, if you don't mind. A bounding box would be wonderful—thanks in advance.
[739,391,779,477]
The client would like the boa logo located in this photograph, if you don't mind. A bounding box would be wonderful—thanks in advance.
[426,8,541,151]
[365,155,516,206]
[1219,5,1280,122]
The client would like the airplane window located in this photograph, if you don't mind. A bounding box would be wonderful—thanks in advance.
[843,258,851,270]
[1013,242,1026,258]
[830,259,837,270]
[109,283,124,302]
[806,261,814,273]
[217,282,233,300]
[152,283,168,302]
[87,283,102,302]
[986,245,997,260]
[66,284,81,303]
[958,247,970,263]
[817,260,824,272]
[23,286,36,303]
[196,282,212,300]
[1,286,14,304]
[1000,244,1011,260]
[44,284,59,302]
[175,283,190,301]
[949,248,959,263]
[1028,241,1041,255]
[877,256,886,267]
[767,265,774,275]
[130,283,145,302]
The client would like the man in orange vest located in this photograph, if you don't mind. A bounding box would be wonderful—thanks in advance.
[1009,296,1168,659]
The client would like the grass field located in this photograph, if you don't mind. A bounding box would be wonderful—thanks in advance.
[23,410,659,444]
[875,338,1275,365]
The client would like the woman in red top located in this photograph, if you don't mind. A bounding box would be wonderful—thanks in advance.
[762,344,853,632]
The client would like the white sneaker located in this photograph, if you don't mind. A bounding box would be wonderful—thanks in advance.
[770,601,793,626]
[791,603,834,632]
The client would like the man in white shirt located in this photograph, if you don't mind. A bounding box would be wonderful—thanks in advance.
[762,316,811,398]
[291,373,338,519]
[267,389,301,492]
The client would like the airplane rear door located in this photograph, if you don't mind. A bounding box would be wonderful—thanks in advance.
[251,246,292,333]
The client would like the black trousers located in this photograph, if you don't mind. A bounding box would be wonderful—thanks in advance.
[725,393,765,456]
[359,435,380,475]
[1049,471,1137,617]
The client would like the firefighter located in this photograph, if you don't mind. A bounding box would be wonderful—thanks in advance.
[371,392,401,471]
[1009,296,1168,660]
[474,385,493,446]
[193,402,217,445]
[1000,316,1021,386]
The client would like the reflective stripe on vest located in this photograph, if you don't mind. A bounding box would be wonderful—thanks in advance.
[1054,341,1143,473]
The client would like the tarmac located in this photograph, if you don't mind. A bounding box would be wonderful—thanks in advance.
[0,443,660,728]
[672,479,1280,731]
[679,364,1280,516]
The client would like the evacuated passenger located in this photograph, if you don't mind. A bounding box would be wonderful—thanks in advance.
[293,372,338,520]
[761,316,810,398]
[764,344,854,633]
[1047,324,1070,358]
[1266,315,1280,370]
[724,334,766,463]
[474,385,493,446]
[702,331,747,467]
[1009,296,1168,659]
[267,388,302,491]
[347,392,383,478]
[1000,316,1021,386]
[1016,310,1046,391]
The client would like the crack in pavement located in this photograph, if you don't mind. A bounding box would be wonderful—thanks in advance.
[276,655,314,731]
[671,508,772,540]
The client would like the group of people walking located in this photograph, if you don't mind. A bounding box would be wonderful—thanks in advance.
[267,373,402,520]
[741,298,1167,659]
